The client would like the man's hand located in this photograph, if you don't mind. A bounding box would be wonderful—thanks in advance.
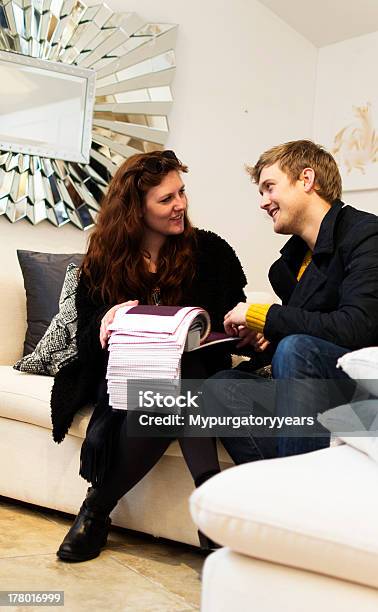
[236,326,270,352]
[224,302,250,335]
[100,300,139,348]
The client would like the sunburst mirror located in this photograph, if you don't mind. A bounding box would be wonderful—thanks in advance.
[0,0,177,229]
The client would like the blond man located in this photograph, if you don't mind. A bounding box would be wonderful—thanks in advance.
[207,140,378,461]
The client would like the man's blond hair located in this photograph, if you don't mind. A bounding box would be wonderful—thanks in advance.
[247,140,342,204]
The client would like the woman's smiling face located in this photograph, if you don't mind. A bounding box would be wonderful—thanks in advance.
[142,170,187,240]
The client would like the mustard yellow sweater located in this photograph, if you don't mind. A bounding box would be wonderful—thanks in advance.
[245,250,312,332]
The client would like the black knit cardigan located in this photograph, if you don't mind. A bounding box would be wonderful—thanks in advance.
[50,229,247,444]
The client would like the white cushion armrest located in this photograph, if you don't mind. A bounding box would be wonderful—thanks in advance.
[190,445,378,589]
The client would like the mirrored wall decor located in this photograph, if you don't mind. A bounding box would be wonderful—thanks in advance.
[0,49,96,163]
[0,1,177,229]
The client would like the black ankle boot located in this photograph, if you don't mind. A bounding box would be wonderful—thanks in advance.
[57,488,111,562]
[197,530,221,552]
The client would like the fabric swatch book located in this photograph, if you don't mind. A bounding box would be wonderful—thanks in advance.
[106,305,236,410]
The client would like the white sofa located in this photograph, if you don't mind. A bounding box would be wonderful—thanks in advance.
[0,223,274,546]
[0,366,228,545]
[190,444,378,610]
[0,249,233,546]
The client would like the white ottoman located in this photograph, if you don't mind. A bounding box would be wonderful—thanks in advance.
[190,445,378,611]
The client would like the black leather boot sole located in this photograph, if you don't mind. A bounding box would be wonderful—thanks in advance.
[197,530,221,552]
[57,525,110,562]
[57,544,108,562]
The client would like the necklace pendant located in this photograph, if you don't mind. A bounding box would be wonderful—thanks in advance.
[152,287,161,306]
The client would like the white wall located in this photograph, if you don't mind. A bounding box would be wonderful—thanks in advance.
[1,0,318,295]
[5,2,378,298]
[314,31,378,216]
[89,0,318,292]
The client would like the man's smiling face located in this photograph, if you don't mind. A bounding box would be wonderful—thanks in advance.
[258,162,306,235]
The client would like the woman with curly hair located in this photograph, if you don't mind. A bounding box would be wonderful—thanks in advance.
[51,150,246,562]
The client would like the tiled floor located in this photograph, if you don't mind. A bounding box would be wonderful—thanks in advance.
[0,497,204,611]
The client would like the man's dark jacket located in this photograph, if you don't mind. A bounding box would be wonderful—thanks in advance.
[264,200,378,349]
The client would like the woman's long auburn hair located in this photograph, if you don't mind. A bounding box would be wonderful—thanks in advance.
[81,151,196,305]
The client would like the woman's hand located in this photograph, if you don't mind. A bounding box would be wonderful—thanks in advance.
[100,300,139,349]
[224,302,249,335]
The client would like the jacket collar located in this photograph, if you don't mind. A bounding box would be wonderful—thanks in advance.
[279,199,344,259]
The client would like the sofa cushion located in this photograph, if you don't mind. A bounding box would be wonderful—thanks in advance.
[0,366,233,463]
[190,445,378,589]
[14,264,79,376]
[0,366,90,438]
[337,347,378,396]
[202,548,378,612]
[17,250,83,355]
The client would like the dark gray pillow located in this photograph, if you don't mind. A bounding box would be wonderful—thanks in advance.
[17,250,83,355]
[14,263,80,376]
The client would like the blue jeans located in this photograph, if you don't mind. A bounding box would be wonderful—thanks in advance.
[272,334,354,456]
[202,334,355,463]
